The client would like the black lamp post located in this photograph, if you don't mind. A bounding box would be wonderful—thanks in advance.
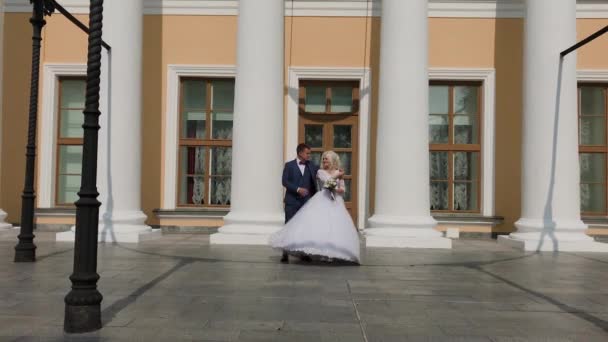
[14,0,55,263]
[63,0,104,333]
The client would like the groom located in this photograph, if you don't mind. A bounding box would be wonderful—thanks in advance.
[281,143,319,263]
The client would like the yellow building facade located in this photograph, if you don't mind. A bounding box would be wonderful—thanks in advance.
[2,0,608,250]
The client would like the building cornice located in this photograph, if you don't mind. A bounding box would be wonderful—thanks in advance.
[5,0,608,18]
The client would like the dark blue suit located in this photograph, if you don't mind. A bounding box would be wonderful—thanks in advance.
[282,159,319,223]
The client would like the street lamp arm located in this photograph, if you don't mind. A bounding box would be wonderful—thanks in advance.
[51,0,111,51]
[561,25,608,58]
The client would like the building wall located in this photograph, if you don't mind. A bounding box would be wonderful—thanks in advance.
[429,18,524,233]
[578,19,608,69]
[2,13,30,223]
[2,10,608,234]
[142,15,164,227]
[157,16,237,226]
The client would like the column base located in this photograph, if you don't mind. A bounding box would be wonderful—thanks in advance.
[210,211,283,245]
[56,210,161,243]
[0,226,18,238]
[56,225,161,243]
[498,233,608,252]
[498,217,608,252]
[0,209,13,231]
[365,228,452,248]
[365,214,451,249]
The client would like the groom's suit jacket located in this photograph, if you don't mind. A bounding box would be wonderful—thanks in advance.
[282,159,319,208]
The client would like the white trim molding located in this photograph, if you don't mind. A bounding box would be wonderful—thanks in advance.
[147,0,379,16]
[6,1,607,18]
[163,64,236,210]
[429,68,497,217]
[578,69,608,83]
[146,0,238,16]
[6,0,90,13]
[577,1,608,19]
[38,63,87,209]
[429,0,522,18]
[287,66,372,230]
[284,0,378,17]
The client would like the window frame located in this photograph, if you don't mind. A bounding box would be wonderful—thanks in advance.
[298,80,360,116]
[54,76,86,207]
[578,83,608,216]
[177,77,234,208]
[429,80,483,213]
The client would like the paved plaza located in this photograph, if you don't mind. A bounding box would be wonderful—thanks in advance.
[1,231,608,341]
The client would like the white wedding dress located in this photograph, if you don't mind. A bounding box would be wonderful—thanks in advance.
[269,169,361,263]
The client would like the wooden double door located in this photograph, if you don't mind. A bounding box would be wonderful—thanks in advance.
[299,114,359,222]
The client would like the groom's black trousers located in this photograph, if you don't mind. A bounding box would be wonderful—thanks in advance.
[284,203,303,223]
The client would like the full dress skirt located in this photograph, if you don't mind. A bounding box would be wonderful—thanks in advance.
[270,170,360,263]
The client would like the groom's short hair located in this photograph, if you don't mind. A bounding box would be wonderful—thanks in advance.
[297,143,311,154]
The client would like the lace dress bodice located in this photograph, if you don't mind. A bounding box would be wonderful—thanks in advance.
[316,169,345,194]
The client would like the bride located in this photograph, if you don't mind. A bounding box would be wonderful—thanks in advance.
[269,151,360,264]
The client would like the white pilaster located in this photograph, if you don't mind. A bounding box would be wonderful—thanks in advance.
[57,0,159,243]
[0,0,12,231]
[365,0,450,249]
[210,0,285,245]
[498,0,608,252]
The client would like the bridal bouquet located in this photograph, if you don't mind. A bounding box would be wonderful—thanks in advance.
[324,178,338,200]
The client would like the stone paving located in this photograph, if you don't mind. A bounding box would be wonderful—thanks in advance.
[1,231,608,341]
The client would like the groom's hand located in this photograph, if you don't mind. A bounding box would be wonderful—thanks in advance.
[297,187,309,197]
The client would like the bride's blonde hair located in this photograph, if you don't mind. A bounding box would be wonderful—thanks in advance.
[321,150,341,170]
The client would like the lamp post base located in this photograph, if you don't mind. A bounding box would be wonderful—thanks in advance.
[14,240,36,262]
[64,301,101,333]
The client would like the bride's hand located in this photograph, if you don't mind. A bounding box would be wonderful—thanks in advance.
[336,169,345,179]
[336,188,345,194]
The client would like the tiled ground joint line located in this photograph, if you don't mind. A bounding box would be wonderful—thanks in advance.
[347,280,369,342]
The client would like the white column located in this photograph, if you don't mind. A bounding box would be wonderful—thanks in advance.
[57,0,159,243]
[365,0,450,248]
[0,0,13,232]
[210,0,285,245]
[498,0,608,252]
